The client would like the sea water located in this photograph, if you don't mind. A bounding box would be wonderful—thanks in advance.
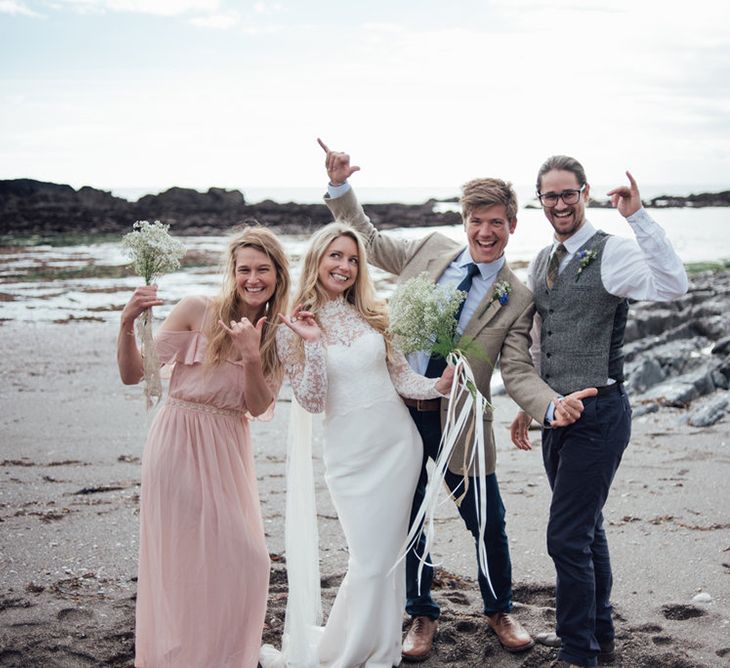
[0,205,728,323]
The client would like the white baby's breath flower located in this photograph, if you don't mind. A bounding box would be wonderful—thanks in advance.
[122,220,186,285]
[388,273,465,357]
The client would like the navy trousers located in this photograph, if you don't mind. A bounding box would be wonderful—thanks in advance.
[405,407,513,619]
[542,388,631,667]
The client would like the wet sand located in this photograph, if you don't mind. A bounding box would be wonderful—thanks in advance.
[1,319,729,667]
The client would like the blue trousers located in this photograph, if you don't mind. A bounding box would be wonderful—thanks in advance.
[405,408,513,619]
[542,389,631,667]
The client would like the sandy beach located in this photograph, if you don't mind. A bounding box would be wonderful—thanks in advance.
[1,318,729,667]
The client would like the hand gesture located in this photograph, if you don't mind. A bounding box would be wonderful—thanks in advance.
[317,138,360,186]
[219,316,266,363]
[434,364,455,395]
[279,304,322,342]
[121,285,164,326]
[550,387,598,428]
[510,410,534,451]
[607,171,642,218]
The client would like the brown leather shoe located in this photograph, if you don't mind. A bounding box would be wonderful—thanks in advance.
[402,616,438,662]
[486,612,535,653]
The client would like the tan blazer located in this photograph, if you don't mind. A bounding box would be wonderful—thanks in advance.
[326,187,556,476]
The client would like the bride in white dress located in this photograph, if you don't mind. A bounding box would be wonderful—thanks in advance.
[273,222,453,668]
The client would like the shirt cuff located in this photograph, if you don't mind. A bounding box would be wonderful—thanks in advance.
[327,181,352,199]
[624,207,654,230]
[544,400,557,425]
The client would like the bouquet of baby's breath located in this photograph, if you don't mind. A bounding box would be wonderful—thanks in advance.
[122,220,186,408]
[122,220,186,285]
[388,273,484,362]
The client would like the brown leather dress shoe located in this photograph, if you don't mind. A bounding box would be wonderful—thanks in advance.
[486,612,535,652]
[402,616,438,662]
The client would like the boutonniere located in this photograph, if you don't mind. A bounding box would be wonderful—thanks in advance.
[478,281,511,317]
[575,250,598,280]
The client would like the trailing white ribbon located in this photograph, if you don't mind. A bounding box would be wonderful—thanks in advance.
[137,307,162,409]
[260,398,322,668]
[396,350,496,599]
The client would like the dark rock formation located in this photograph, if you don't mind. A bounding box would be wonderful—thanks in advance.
[625,269,730,417]
[0,179,461,237]
[649,191,730,208]
[687,393,729,427]
[0,179,133,235]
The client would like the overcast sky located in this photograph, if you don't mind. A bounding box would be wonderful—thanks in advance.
[1,0,729,195]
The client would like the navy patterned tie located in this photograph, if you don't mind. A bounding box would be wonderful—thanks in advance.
[425,263,480,378]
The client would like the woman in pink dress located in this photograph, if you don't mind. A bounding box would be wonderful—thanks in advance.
[117,226,290,668]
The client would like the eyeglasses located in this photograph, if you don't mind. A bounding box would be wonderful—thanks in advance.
[537,185,586,208]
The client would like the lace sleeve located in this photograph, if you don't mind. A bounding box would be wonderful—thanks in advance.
[275,326,328,414]
[386,349,443,400]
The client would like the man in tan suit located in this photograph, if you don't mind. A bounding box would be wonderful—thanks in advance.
[318,140,595,661]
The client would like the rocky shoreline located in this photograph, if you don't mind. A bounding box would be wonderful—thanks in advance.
[0,179,461,237]
[623,269,730,426]
[2,178,729,238]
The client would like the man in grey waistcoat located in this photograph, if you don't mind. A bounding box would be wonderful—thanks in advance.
[510,156,688,668]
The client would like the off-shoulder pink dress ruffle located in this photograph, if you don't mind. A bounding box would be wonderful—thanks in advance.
[134,326,273,668]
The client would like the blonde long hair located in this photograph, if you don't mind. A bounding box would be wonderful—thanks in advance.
[292,222,391,357]
[206,224,290,381]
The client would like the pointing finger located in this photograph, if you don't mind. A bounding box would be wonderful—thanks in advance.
[625,170,638,191]
[317,137,330,153]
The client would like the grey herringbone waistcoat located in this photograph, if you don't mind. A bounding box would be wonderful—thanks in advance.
[533,231,629,395]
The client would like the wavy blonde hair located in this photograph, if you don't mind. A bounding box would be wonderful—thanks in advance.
[206,224,290,381]
[292,222,391,357]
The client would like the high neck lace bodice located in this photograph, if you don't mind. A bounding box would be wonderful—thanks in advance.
[275,298,442,415]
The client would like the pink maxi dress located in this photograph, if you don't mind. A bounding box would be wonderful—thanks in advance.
[134,320,273,668]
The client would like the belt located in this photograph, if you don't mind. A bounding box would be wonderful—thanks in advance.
[167,397,245,418]
[402,397,442,412]
[595,383,623,396]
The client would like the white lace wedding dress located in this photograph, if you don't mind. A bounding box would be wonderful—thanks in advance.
[274,297,443,668]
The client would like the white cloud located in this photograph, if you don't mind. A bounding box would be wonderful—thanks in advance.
[188,10,238,28]
[51,0,220,16]
[252,1,282,15]
[0,0,43,16]
[106,0,219,15]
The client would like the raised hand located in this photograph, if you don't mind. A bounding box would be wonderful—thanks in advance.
[121,285,164,326]
[219,316,266,364]
[607,170,642,218]
[278,304,322,342]
[317,138,360,186]
[510,410,534,450]
[550,387,599,428]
